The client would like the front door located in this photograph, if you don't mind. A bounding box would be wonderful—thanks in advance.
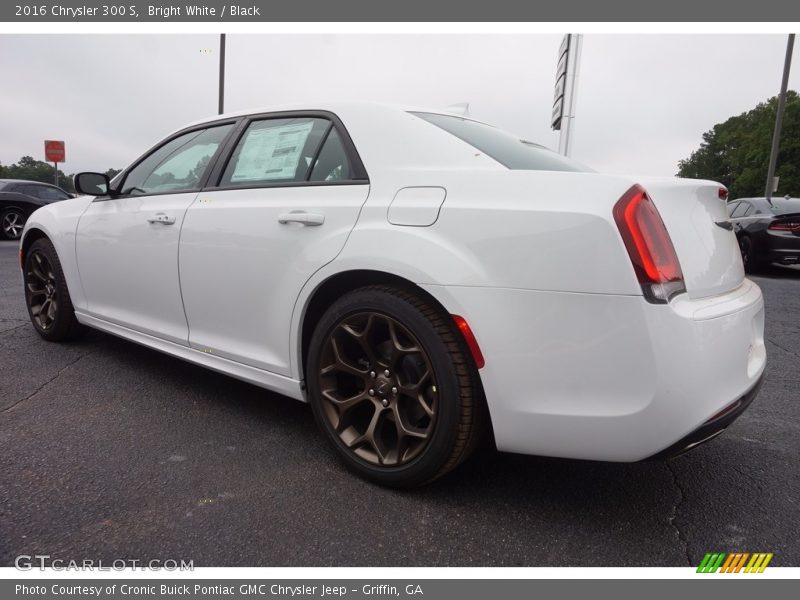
[75,123,235,345]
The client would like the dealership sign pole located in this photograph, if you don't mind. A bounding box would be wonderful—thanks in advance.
[552,34,583,157]
[44,140,65,187]
[764,33,795,204]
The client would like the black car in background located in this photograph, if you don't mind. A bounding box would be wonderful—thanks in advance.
[728,196,800,272]
[0,179,72,240]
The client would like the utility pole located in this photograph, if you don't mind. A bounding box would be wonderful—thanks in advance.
[218,33,226,115]
[765,34,795,204]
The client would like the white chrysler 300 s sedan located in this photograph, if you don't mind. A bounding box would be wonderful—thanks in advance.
[20,102,766,487]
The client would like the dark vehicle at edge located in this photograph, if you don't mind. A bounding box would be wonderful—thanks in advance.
[728,196,800,272]
[0,179,72,241]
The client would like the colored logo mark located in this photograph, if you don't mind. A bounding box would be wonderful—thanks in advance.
[697,552,773,573]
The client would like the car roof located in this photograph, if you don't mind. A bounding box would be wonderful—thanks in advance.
[168,101,508,174]
[0,179,70,195]
[0,178,63,188]
[731,196,800,215]
[180,101,486,130]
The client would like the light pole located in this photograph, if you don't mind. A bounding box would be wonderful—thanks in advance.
[765,34,795,204]
[218,33,226,115]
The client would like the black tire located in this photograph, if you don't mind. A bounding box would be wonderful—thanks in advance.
[1,208,26,241]
[738,235,763,274]
[23,238,86,342]
[306,285,485,487]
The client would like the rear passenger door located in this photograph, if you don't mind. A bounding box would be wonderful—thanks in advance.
[179,112,370,376]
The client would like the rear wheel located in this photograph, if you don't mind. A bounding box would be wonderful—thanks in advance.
[1,208,25,240]
[306,285,484,487]
[24,238,86,342]
[738,235,763,274]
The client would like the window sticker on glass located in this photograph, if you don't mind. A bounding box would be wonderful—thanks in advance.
[230,121,315,182]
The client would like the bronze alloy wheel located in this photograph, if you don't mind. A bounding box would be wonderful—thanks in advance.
[317,311,438,467]
[23,238,85,342]
[25,249,59,331]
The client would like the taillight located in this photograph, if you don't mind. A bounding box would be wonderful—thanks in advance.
[768,220,800,232]
[613,184,686,304]
[451,315,485,369]
[718,187,729,201]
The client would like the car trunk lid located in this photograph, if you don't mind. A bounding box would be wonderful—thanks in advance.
[638,177,745,299]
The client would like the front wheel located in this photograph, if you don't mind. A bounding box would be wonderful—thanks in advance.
[306,285,485,487]
[24,238,86,342]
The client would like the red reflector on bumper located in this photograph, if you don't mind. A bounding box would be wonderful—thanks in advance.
[452,315,485,369]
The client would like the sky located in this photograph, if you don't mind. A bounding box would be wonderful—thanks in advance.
[0,34,798,176]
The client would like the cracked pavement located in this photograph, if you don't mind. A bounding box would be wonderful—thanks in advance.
[0,240,798,566]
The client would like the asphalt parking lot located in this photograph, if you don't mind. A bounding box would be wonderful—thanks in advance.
[1,239,799,567]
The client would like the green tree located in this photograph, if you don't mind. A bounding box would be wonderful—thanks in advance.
[0,156,76,192]
[677,91,799,199]
[0,157,122,194]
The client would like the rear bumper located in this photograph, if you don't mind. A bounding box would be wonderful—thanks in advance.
[762,230,800,264]
[766,248,800,265]
[422,278,766,462]
[647,373,764,460]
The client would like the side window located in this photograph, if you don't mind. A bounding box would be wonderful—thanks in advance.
[309,129,352,182]
[220,118,330,187]
[21,185,41,198]
[37,186,69,201]
[120,124,233,196]
[743,203,755,217]
[730,202,749,218]
[727,202,740,217]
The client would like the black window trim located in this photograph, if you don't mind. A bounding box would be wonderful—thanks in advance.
[203,109,369,193]
[94,116,244,202]
[304,121,334,182]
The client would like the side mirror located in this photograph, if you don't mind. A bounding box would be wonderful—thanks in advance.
[74,172,112,197]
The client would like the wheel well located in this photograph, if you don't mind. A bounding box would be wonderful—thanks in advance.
[300,270,448,378]
[299,269,495,449]
[20,228,49,265]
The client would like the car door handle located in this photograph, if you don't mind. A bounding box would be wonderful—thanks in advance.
[278,211,325,226]
[147,213,176,225]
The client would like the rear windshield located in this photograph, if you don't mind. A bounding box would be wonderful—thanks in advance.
[411,112,590,173]
[769,198,800,215]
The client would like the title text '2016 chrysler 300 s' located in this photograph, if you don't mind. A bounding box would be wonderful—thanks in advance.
[20,103,766,487]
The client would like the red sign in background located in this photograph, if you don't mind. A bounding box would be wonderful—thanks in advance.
[44,140,65,163]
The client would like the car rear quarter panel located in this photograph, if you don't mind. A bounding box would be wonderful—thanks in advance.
[292,169,644,378]
[338,169,642,294]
